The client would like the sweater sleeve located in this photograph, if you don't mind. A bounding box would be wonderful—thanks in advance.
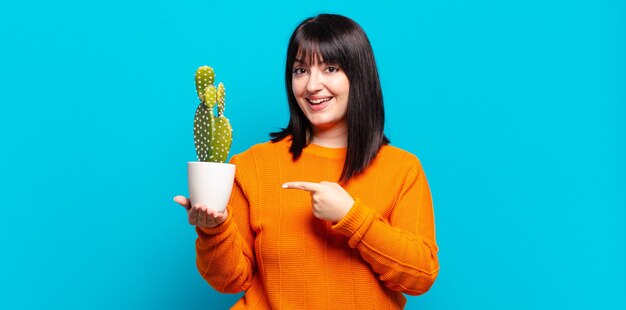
[194,155,256,293]
[331,155,440,295]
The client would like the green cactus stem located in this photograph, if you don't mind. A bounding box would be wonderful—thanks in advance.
[193,66,233,163]
[195,66,214,101]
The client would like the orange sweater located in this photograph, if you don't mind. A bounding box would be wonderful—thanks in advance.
[195,136,439,309]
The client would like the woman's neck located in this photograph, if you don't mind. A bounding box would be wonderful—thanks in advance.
[309,124,348,148]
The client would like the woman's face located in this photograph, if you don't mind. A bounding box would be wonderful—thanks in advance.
[291,56,350,132]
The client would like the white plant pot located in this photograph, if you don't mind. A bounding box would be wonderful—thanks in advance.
[187,161,236,212]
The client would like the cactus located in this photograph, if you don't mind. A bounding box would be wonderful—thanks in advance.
[193,66,232,163]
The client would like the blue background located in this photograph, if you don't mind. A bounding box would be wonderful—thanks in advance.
[1,0,624,309]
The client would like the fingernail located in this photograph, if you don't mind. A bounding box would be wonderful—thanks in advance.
[281,184,288,188]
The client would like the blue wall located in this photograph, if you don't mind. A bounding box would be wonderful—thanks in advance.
[1,0,624,309]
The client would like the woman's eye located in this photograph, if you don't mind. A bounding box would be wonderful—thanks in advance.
[293,67,306,75]
[326,66,340,73]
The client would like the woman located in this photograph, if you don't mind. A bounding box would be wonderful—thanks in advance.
[174,14,439,309]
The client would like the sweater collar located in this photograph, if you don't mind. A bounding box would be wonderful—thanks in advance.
[302,142,347,159]
[283,135,347,159]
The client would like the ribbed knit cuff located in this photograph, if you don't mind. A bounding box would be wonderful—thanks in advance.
[195,208,233,236]
[331,198,373,237]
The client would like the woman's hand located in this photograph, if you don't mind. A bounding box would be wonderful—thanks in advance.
[282,181,355,223]
[173,195,228,228]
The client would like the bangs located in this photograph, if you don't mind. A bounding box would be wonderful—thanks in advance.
[291,31,345,67]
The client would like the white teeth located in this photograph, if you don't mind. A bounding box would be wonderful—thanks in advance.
[308,97,332,104]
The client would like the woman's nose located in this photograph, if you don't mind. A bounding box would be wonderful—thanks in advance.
[306,70,323,93]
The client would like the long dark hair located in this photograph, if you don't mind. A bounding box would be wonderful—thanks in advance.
[270,14,390,184]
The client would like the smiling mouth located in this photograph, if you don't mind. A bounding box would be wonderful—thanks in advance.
[307,97,332,105]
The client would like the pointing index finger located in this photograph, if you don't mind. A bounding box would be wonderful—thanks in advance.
[282,181,321,192]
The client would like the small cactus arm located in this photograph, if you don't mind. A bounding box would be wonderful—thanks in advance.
[193,66,233,163]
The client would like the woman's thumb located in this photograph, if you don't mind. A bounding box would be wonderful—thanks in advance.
[173,196,191,209]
